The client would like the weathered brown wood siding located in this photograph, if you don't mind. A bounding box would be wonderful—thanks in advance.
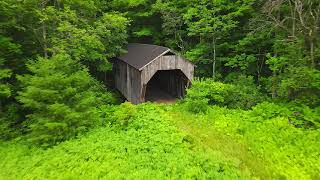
[114,60,142,104]
[140,55,194,85]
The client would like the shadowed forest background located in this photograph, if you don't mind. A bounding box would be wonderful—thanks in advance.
[0,0,319,179]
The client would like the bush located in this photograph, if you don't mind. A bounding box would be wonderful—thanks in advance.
[278,67,320,107]
[251,102,320,129]
[184,78,266,112]
[17,54,115,147]
[101,102,138,128]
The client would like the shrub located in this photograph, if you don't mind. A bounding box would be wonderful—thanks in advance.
[278,67,320,107]
[184,78,266,112]
[251,102,320,129]
[250,102,291,120]
[101,102,138,128]
[17,54,115,147]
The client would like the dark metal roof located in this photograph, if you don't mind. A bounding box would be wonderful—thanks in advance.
[117,43,171,70]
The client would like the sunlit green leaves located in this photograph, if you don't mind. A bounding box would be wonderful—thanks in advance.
[226,54,257,71]
[1,102,319,179]
[0,104,249,179]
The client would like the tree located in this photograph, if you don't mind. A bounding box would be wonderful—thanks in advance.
[255,0,320,104]
[32,1,129,72]
[101,0,160,43]
[17,54,116,146]
[153,0,190,52]
[186,0,255,78]
[262,0,320,66]
[0,0,130,143]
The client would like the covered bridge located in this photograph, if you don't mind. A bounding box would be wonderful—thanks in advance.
[113,43,194,104]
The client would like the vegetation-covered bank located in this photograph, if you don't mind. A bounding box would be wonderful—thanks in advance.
[1,102,319,179]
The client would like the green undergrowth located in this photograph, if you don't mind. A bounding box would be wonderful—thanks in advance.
[171,103,320,179]
[0,102,319,179]
[0,103,250,179]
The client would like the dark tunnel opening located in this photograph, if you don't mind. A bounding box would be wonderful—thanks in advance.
[145,70,189,103]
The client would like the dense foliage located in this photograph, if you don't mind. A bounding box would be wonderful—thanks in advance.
[174,102,320,179]
[184,78,266,113]
[153,0,319,106]
[0,0,128,141]
[0,104,250,179]
[1,103,319,179]
[17,54,116,146]
[0,0,319,179]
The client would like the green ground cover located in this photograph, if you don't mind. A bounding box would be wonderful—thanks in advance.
[1,103,319,179]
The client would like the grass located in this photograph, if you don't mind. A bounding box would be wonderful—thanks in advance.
[0,103,319,179]
[168,109,272,179]
[168,103,320,179]
[0,104,249,179]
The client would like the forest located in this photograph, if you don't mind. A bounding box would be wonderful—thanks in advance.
[0,0,319,179]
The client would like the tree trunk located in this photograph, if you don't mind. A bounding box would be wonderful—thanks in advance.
[271,53,278,99]
[212,37,216,79]
[42,24,48,58]
[41,1,48,58]
[271,73,277,99]
[309,33,315,67]
[289,0,296,38]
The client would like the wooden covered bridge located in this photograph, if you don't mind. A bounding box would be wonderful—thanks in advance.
[113,43,194,104]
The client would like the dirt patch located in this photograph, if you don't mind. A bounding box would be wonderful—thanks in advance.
[145,86,177,104]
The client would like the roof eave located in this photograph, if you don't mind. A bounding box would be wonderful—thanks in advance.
[138,49,172,71]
